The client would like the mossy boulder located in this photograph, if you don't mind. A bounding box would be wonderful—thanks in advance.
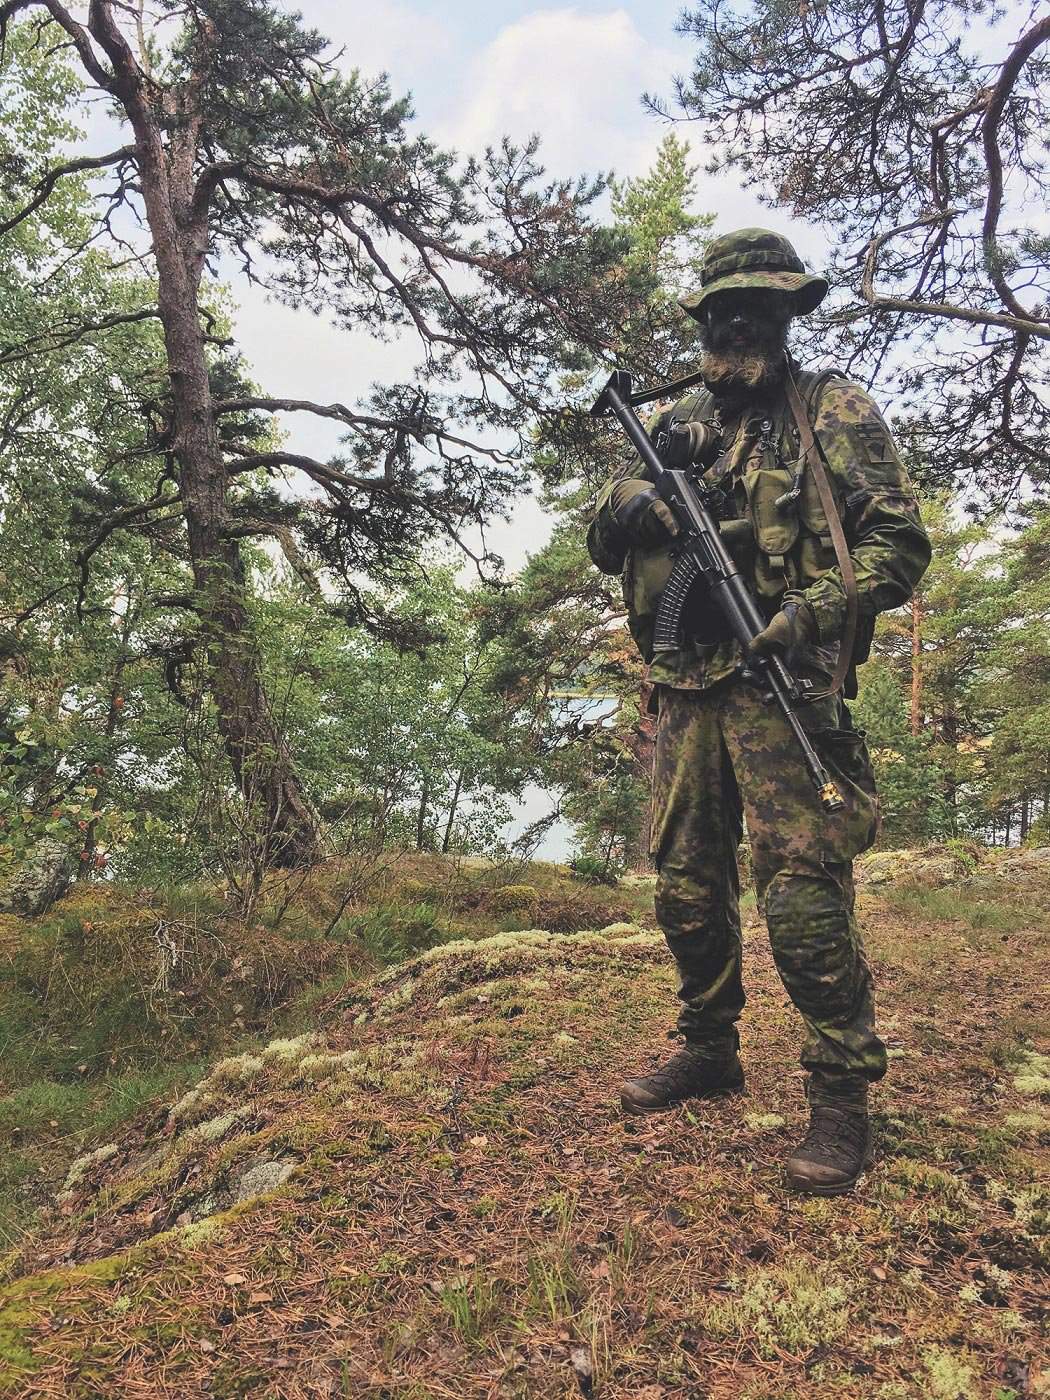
[0,839,76,917]
[486,884,539,913]
[856,844,980,889]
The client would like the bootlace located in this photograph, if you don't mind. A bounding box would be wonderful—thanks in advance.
[649,1048,716,1090]
[801,1103,867,1162]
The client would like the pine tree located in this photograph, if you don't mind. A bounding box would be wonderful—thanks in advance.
[485,134,713,863]
[0,4,630,865]
[664,0,1050,502]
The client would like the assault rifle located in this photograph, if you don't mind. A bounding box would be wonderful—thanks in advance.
[591,369,844,815]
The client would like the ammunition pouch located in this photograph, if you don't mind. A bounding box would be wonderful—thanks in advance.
[741,461,800,597]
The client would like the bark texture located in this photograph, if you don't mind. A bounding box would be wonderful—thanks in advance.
[87,2,321,866]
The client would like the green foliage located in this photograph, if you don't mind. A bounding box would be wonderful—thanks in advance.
[561,732,652,871]
[341,902,448,965]
[853,667,950,844]
[857,494,1050,845]
[569,854,622,887]
[607,133,713,370]
[610,134,707,277]
[0,25,205,886]
[244,562,524,862]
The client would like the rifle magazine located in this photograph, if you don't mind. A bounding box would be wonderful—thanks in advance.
[653,552,703,654]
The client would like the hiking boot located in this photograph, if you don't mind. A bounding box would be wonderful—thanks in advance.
[620,1044,745,1115]
[786,1076,873,1196]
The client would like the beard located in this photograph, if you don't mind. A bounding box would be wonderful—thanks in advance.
[698,308,791,400]
[699,348,787,396]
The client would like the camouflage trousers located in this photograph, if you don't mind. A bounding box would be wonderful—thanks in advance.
[650,679,887,1083]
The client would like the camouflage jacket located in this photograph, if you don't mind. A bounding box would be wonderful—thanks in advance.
[587,367,932,694]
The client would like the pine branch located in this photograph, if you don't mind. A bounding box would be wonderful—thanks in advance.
[0,144,137,237]
[73,489,182,620]
[0,307,159,365]
[214,396,515,464]
[859,212,1050,341]
[980,14,1050,324]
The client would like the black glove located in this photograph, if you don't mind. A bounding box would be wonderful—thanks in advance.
[749,600,817,663]
[609,477,678,549]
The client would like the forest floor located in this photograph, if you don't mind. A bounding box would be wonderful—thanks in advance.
[0,846,1047,1399]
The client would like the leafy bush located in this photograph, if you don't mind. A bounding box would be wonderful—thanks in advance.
[343,901,449,964]
[569,854,621,887]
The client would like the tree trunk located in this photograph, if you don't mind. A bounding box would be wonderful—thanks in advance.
[416,771,431,852]
[910,594,923,737]
[78,590,136,879]
[93,11,322,867]
[1020,791,1030,844]
[441,770,463,854]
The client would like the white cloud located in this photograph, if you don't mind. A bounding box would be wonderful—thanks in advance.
[299,0,453,93]
[434,7,820,261]
[438,8,680,181]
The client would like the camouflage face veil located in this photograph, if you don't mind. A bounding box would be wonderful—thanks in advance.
[680,228,829,320]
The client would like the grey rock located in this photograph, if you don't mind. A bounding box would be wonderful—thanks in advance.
[233,1158,295,1204]
[0,837,77,916]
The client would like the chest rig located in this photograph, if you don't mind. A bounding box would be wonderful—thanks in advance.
[666,370,845,597]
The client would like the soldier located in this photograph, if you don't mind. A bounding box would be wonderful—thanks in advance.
[587,228,931,1195]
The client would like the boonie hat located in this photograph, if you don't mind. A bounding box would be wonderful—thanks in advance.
[680,227,829,319]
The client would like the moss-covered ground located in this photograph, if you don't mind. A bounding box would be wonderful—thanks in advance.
[0,856,637,1252]
[0,849,1046,1397]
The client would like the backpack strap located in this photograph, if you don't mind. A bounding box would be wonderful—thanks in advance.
[784,368,858,700]
[672,387,718,424]
[796,367,847,416]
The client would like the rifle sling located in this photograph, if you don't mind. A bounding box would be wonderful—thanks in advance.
[784,369,857,700]
[627,367,708,408]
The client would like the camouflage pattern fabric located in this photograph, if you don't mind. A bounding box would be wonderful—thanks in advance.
[651,680,886,1082]
[678,226,829,318]
[587,370,932,695]
[586,306,930,1086]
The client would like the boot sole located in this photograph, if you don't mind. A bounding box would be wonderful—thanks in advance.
[620,1080,746,1116]
[785,1147,876,1196]
[785,1170,865,1196]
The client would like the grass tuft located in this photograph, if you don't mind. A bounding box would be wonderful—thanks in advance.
[438,1270,504,1343]
[526,1247,583,1322]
